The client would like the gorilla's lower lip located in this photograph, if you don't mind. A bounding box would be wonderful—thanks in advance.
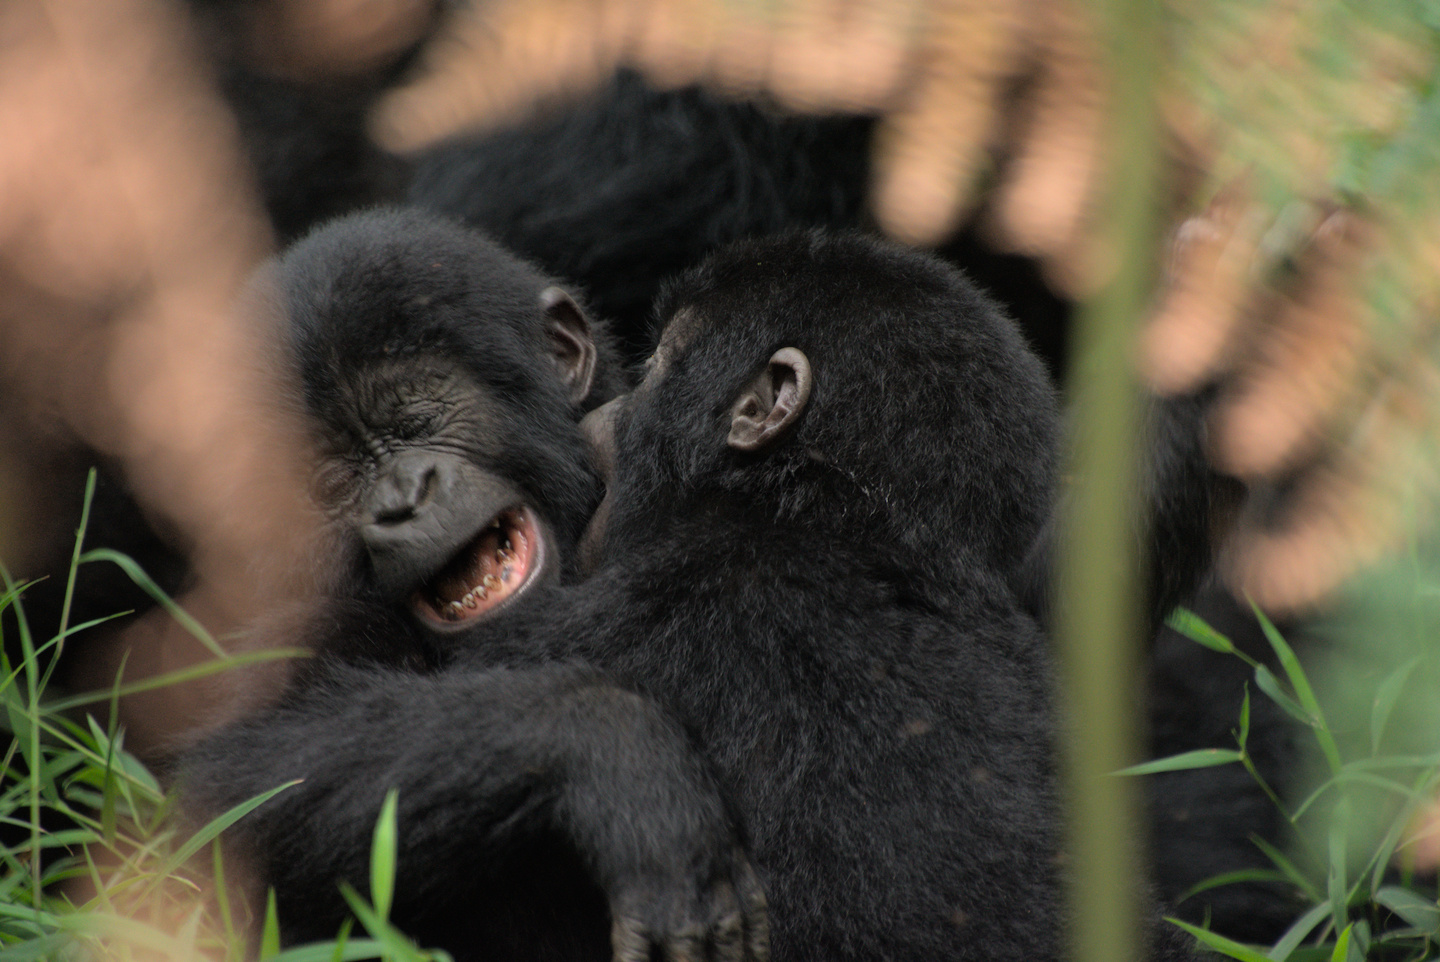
[412,506,543,626]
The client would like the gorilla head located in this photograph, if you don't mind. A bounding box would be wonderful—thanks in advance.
[582,230,1059,587]
[270,207,622,629]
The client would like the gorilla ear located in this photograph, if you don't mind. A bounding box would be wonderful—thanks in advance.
[540,286,597,406]
[727,347,812,453]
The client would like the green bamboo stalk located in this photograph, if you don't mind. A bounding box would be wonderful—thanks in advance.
[1056,0,1161,960]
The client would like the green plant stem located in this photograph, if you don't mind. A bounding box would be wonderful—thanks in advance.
[1055,1,1161,961]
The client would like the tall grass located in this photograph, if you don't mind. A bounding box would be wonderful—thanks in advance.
[1129,571,1440,962]
[0,473,444,962]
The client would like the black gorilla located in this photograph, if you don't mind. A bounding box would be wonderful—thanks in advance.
[186,231,1201,961]
[267,207,624,639]
[545,232,1067,961]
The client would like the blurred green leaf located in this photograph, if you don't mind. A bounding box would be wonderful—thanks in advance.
[1327,799,1350,936]
[1114,749,1244,776]
[372,789,400,922]
[1167,917,1273,962]
[1374,886,1440,933]
[1267,900,1332,962]
[1370,657,1422,756]
[261,888,283,961]
[1253,605,1342,776]
[1254,666,1314,728]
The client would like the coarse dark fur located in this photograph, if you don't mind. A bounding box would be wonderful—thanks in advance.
[182,655,766,960]
[177,232,1212,960]
[410,72,874,362]
[538,232,1065,960]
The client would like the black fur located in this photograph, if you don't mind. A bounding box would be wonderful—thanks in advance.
[410,72,874,361]
[181,659,762,960]
[530,232,1065,960]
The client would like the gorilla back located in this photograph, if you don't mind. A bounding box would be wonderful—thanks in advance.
[511,232,1068,961]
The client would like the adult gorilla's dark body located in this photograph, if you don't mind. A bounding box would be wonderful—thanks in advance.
[410,71,1072,377]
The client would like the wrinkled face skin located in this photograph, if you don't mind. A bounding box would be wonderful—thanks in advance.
[312,355,560,631]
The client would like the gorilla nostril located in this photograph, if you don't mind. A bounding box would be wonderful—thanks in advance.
[370,461,439,525]
[373,502,416,525]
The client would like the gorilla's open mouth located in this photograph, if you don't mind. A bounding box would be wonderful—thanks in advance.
[412,506,545,626]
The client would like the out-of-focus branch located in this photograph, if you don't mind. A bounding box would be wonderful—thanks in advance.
[368,0,1112,287]
[0,0,319,744]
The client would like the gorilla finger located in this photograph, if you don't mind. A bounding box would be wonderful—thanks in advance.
[611,915,652,962]
[703,880,744,962]
[736,860,770,961]
[660,929,705,962]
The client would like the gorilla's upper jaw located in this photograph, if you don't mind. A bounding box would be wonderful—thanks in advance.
[412,506,548,628]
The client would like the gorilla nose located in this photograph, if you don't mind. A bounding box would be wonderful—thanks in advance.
[580,396,622,484]
[368,455,437,525]
[358,452,526,598]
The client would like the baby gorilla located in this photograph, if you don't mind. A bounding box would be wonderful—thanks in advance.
[523,231,1071,961]
[271,207,624,646]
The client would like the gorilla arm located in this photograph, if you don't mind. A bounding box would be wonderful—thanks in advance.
[179,661,768,962]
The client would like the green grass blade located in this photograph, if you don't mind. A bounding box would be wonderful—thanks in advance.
[153,779,301,882]
[1268,900,1333,961]
[1113,749,1244,776]
[1374,886,1440,934]
[1370,657,1423,756]
[0,933,74,961]
[1175,868,1291,905]
[46,468,98,691]
[1237,685,1252,752]
[45,647,309,713]
[340,882,425,961]
[1167,608,1248,663]
[75,547,224,656]
[371,789,400,922]
[1250,834,1323,903]
[1292,771,1419,823]
[1251,603,1342,776]
[330,918,354,962]
[213,838,241,962]
[261,888,283,961]
[1253,666,1315,728]
[1167,917,1273,962]
[268,938,401,962]
[1329,924,1351,962]
[1327,799,1350,936]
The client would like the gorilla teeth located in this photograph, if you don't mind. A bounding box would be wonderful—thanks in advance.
[417,506,538,625]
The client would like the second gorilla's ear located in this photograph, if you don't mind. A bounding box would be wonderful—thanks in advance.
[728,347,812,453]
[540,286,597,406]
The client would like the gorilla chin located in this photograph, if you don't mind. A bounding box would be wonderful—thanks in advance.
[412,505,553,629]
